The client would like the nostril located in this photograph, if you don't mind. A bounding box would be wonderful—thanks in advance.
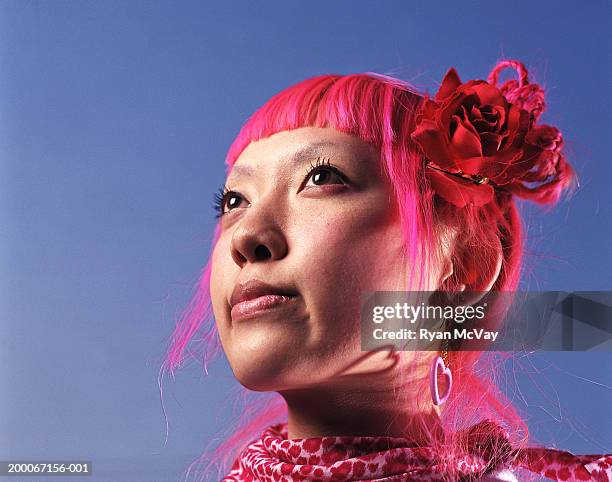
[232,249,248,267]
[254,244,272,260]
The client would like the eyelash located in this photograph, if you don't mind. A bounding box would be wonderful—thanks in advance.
[305,156,346,183]
[213,157,347,218]
[213,186,232,219]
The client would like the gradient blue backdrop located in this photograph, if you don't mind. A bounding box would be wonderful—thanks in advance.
[1,1,610,481]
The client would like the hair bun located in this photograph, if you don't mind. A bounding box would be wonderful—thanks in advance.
[487,60,546,123]
[487,60,577,206]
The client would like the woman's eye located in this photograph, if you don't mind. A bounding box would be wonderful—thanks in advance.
[214,189,247,218]
[305,166,346,187]
[224,193,245,211]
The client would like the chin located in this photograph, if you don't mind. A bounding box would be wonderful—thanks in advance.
[230,360,294,392]
[227,337,302,392]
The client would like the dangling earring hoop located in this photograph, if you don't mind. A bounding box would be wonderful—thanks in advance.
[430,345,452,405]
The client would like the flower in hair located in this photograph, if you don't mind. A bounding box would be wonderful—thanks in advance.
[411,61,573,208]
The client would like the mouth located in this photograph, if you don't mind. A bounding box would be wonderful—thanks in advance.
[230,279,300,322]
[231,294,299,322]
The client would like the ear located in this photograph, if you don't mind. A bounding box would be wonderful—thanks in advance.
[456,234,503,305]
[438,228,504,306]
[435,225,458,290]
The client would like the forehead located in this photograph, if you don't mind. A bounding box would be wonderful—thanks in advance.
[227,127,378,180]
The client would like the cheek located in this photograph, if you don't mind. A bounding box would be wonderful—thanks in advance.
[301,200,405,285]
[292,199,407,341]
[209,237,235,333]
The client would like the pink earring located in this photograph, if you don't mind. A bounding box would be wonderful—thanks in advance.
[430,354,452,405]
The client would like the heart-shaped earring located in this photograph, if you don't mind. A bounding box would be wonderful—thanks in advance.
[430,354,453,405]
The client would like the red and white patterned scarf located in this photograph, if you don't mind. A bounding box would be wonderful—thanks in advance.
[222,421,612,481]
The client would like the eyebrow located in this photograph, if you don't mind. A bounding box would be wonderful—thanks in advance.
[229,141,339,179]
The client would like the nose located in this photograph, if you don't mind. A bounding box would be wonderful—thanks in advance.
[230,206,288,268]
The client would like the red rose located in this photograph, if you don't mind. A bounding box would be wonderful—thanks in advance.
[411,68,541,207]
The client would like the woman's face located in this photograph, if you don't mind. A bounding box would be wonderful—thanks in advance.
[210,127,426,391]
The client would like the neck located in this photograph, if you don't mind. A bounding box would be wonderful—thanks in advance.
[278,352,443,443]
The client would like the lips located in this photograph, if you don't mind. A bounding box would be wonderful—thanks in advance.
[230,279,299,321]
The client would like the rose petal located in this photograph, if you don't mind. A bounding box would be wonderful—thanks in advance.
[456,79,488,95]
[468,82,508,107]
[479,104,497,119]
[480,105,504,124]
[411,122,458,170]
[427,168,494,208]
[479,132,505,156]
[457,154,511,180]
[450,116,483,159]
[502,105,527,138]
[438,91,471,131]
[471,105,500,133]
[454,155,489,176]
[435,68,462,101]
[449,105,469,137]
[492,105,506,130]
[469,104,485,121]
[417,98,439,121]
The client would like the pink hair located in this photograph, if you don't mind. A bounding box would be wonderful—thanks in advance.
[162,60,576,480]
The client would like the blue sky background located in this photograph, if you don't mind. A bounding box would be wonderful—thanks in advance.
[0,1,610,481]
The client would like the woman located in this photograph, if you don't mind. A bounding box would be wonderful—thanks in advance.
[165,60,611,481]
